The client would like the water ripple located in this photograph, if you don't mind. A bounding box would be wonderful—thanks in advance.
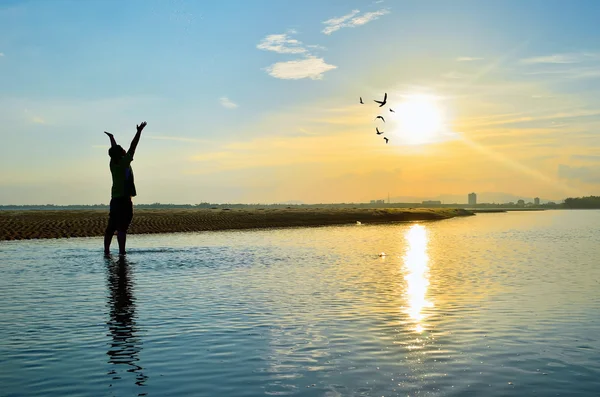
[1,210,600,396]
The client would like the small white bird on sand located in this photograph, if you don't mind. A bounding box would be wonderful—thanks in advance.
[356,221,362,225]
[379,252,386,257]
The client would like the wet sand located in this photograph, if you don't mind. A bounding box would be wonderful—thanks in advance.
[0,207,474,241]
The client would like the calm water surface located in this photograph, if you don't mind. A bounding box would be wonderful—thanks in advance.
[1,210,600,396]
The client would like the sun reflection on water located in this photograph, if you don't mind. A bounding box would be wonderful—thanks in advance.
[402,224,433,333]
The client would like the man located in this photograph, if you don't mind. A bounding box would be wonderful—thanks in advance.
[103,121,147,256]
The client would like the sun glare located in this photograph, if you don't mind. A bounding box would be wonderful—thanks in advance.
[390,94,450,146]
[402,224,433,333]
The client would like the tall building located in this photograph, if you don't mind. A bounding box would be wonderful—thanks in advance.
[534,197,540,205]
[468,192,477,206]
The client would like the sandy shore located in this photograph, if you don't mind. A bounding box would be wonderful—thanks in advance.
[0,207,474,241]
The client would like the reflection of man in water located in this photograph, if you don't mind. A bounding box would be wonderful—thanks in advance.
[103,121,147,256]
[106,257,147,391]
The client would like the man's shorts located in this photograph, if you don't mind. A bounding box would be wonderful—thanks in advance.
[107,197,133,232]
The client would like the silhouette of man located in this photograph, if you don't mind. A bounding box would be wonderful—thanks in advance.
[103,121,147,256]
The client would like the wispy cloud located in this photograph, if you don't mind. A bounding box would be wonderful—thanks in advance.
[524,66,600,80]
[570,154,600,162]
[0,52,4,57]
[31,116,46,124]
[256,32,307,54]
[558,164,600,183]
[520,54,583,64]
[264,56,337,80]
[306,44,327,51]
[322,8,390,35]
[456,56,483,62]
[322,9,360,34]
[219,97,238,109]
[442,71,469,79]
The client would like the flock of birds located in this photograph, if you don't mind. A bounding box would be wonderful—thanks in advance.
[359,93,394,145]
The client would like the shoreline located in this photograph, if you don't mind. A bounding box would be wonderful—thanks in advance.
[0,207,474,241]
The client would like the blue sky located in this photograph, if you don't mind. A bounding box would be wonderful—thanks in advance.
[2,0,600,204]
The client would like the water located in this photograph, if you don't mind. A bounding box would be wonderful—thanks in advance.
[1,210,600,396]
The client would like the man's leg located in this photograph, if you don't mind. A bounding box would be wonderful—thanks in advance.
[105,199,116,255]
[117,198,133,256]
[104,227,115,255]
[117,231,127,256]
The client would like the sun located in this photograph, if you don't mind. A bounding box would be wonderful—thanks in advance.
[390,94,449,145]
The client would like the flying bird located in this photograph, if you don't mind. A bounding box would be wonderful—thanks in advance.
[360,97,364,104]
[384,137,389,144]
[376,127,384,135]
[374,93,387,107]
[376,116,385,122]
[389,108,395,113]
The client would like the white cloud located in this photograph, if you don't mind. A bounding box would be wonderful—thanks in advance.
[264,57,337,80]
[219,97,238,109]
[322,8,390,35]
[257,32,307,54]
[520,54,582,64]
[0,52,4,57]
[257,30,335,81]
[456,56,483,62]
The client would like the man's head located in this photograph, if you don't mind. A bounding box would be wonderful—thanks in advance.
[108,145,126,160]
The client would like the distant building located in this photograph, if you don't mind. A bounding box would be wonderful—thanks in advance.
[370,199,385,204]
[422,200,442,205]
[468,192,477,206]
[534,197,540,205]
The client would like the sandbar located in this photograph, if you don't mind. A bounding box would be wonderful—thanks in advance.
[0,207,474,241]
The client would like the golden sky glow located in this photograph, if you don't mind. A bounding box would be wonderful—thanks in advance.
[2,2,600,204]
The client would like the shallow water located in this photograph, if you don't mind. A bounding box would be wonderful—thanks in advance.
[1,210,600,396]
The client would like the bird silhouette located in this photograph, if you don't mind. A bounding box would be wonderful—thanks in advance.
[389,108,395,113]
[360,97,364,104]
[374,93,387,107]
[376,116,385,122]
[376,127,384,135]
[384,137,389,144]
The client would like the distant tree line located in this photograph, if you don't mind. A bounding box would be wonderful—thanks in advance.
[563,196,600,209]
[3,197,600,210]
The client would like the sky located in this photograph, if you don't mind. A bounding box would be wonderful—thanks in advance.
[2,0,600,204]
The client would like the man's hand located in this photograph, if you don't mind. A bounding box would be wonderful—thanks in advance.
[136,121,147,133]
[104,131,117,147]
[129,121,147,157]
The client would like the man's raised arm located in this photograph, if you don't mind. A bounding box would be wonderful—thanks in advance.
[104,131,117,147]
[128,121,147,158]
